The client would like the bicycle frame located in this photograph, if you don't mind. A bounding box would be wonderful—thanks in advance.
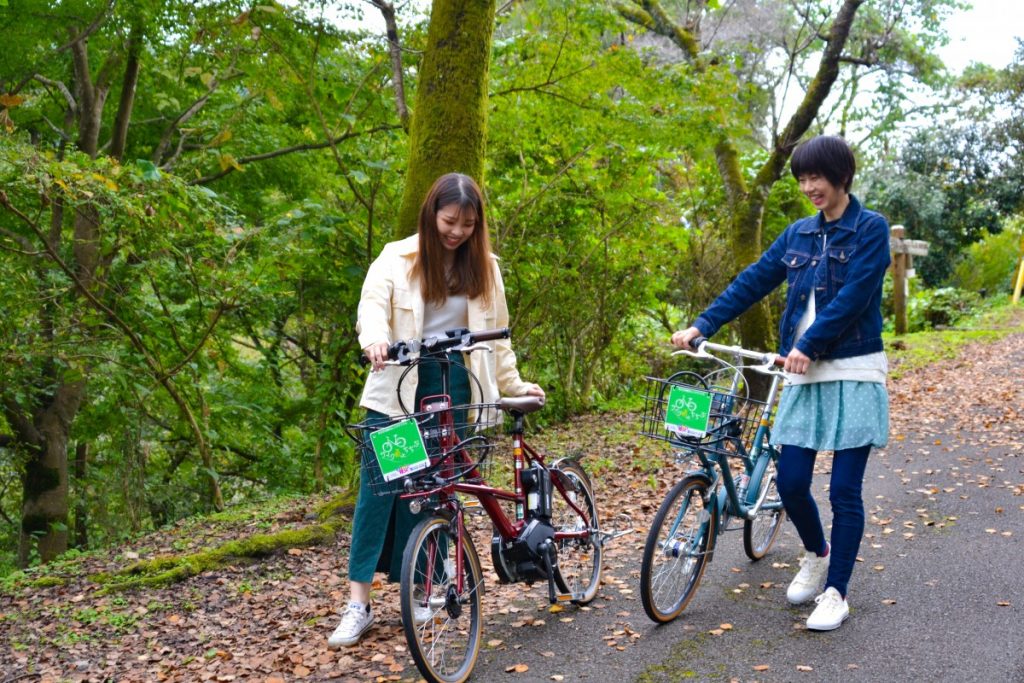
[671,342,786,529]
[397,354,593,600]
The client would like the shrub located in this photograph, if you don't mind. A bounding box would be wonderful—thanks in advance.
[906,287,981,331]
[951,227,1023,296]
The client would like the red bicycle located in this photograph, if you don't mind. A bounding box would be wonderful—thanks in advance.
[349,327,603,683]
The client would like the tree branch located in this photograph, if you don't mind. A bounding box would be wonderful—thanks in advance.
[370,0,410,131]
[56,0,115,53]
[189,124,401,184]
[152,61,242,166]
[110,22,144,161]
[32,75,77,114]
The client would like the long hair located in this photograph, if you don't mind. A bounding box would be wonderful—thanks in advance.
[411,173,494,306]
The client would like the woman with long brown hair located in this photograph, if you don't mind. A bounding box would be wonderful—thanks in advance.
[329,173,544,648]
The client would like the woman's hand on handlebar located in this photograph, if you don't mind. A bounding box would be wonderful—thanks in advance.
[671,326,702,350]
[363,342,390,372]
[783,347,810,374]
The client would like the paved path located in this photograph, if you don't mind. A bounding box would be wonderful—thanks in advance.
[467,330,1024,683]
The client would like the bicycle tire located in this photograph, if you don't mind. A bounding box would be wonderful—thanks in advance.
[639,474,718,624]
[549,459,602,604]
[743,451,785,560]
[401,516,483,683]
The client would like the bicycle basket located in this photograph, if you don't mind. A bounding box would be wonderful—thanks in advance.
[348,402,503,496]
[639,375,766,459]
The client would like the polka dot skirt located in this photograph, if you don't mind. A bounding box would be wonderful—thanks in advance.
[770,380,889,451]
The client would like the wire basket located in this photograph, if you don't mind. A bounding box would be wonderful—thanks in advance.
[639,375,766,459]
[349,403,503,496]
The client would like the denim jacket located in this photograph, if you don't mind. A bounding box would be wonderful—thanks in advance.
[694,194,890,360]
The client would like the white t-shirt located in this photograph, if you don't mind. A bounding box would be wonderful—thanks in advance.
[422,294,469,339]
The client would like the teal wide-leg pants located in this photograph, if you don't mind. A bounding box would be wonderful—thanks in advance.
[347,354,470,583]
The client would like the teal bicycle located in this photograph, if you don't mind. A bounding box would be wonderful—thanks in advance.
[638,337,787,623]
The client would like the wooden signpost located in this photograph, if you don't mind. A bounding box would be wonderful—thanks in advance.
[890,224,930,335]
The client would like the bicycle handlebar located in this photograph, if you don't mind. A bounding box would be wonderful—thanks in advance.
[360,327,511,366]
[687,336,786,368]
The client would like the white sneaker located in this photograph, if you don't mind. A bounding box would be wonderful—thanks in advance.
[328,601,375,649]
[806,587,849,630]
[786,545,830,605]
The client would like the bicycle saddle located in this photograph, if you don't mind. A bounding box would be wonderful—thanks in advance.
[499,395,545,415]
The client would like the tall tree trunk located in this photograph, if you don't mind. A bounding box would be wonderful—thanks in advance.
[73,441,89,548]
[396,0,497,236]
[14,9,126,563]
[110,22,143,161]
[16,382,84,566]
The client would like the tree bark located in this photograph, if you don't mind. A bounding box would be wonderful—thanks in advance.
[15,382,83,566]
[110,22,143,161]
[396,0,497,237]
[73,441,89,548]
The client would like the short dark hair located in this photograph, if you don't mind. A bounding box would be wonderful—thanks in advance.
[790,135,856,192]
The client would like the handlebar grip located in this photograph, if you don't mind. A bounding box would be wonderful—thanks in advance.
[690,336,707,350]
[359,342,401,366]
[469,327,511,342]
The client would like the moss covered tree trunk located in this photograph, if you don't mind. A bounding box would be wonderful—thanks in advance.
[396,0,497,236]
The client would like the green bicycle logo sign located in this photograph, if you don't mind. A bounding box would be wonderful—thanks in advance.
[370,419,430,481]
[664,385,712,437]
[376,434,408,460]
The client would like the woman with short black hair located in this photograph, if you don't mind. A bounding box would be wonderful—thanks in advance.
[673,135,890,630]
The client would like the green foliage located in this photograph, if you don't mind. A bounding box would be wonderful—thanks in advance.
[951,222,1023,295]
[906,287,982,331]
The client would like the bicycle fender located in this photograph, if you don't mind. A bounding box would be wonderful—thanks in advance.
[548,457,593,487]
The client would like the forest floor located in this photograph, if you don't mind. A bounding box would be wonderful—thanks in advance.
[2,307,1023,683]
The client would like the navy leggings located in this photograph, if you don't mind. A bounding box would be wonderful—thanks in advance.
[776,444,871,598]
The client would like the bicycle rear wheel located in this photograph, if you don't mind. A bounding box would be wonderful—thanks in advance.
[401,516,483,683]
[640,475,717,624]
[743,452,785,560]
[549,460,602,604]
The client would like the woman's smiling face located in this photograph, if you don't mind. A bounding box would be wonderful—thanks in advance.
[798,173,847,220]
[436,203,476,251]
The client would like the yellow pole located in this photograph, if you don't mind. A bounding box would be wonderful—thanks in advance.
[1013,252,1024,304]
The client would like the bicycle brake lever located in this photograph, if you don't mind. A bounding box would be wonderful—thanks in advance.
[671,349,714,360]
[454,342,494,354]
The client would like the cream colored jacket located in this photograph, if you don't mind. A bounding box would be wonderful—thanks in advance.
[357,235,533,417]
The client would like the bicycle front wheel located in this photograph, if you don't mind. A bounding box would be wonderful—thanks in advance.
[640,475,717,624]
[549,459,602,604]
[401,516,483,683]
[743,452,785,560]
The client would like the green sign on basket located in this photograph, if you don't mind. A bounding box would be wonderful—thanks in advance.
[664,385,713,437]
[370,418,430,481]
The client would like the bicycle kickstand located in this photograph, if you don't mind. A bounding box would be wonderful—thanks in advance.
[538,540,575,604]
